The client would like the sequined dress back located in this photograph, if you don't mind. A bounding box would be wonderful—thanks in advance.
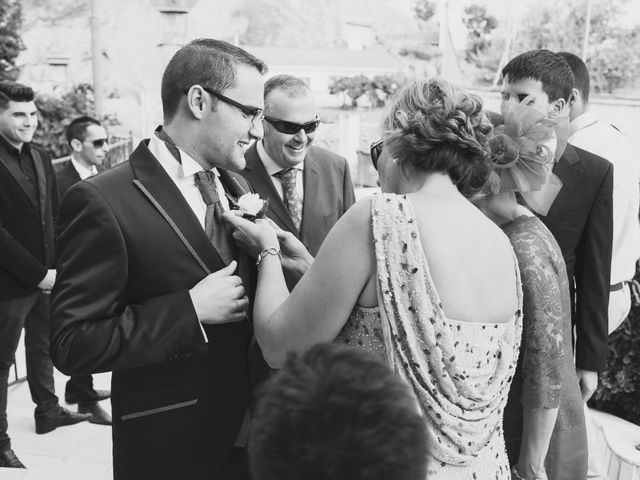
[335,193,523,479]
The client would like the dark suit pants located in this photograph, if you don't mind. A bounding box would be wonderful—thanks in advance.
[65,375,97,406]
[0,292,59,450]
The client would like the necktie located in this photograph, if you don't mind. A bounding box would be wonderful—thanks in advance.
[275,168,302,232]
[194,170,236,264]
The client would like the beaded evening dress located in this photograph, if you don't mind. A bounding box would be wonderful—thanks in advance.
[335,193,523,479]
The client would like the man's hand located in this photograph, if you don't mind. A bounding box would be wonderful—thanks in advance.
[576,368,599,402]
[189,261,248,325]
[37,269,56,292]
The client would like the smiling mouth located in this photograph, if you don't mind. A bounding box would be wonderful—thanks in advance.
[287,144,306,152]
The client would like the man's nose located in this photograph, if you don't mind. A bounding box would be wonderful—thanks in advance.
[250,120,264,140]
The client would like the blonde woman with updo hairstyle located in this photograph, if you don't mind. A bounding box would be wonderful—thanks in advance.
[225,78,523,479]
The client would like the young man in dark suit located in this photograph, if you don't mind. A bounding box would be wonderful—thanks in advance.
[51,39,266,480]
[56,116,111,426]
[242,75,356,268]
[0,81,90,469]
[500,50,613,479]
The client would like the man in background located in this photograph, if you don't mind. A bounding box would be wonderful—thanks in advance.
[242,74,355,274]
[0,81,90,469]
[56,115,112,426]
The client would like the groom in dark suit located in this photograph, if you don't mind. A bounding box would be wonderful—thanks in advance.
[51,39,267,480]
[242,75,355,269]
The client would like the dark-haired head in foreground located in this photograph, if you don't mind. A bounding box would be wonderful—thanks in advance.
[249,343,429,480]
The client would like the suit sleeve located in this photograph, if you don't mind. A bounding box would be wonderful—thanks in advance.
[574,163,613,371]
[50,181,207,376]
[0,203,48,288]
[342,157,356,213]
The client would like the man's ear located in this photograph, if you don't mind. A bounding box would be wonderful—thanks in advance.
[551,97,566,116]
[184,85,207,120]
[70,138,83,152]
[569,88,580,107]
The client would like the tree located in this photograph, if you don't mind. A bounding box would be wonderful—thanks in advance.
[413,0,436,24]
[0,0,24,80]
[462,4,498,63]
[514,0,640,93]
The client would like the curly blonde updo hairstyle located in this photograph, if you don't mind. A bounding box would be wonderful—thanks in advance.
[381,78,493,196]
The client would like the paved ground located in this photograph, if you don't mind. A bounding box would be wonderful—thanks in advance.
[1,370,112,480]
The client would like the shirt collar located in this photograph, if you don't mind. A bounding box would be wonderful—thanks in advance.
[149,132,220,180]
[70,156,98,179]
[570,111,598,137]
[0,134,27,159]
[256,140,304,176]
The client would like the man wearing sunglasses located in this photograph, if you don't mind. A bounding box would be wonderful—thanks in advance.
[56,116,108,197]
[242,74,355,284]
[51,39,266,480]
[54,116,111,427]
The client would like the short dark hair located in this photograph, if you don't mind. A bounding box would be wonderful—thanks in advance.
[161,38,268,122]
[249,343,429,480]
[0,80,35,111]
[264,74,311,107]
[66,116,102,145]
[557,51,590,103]
[382,78,493,196]
[501,49,574,102]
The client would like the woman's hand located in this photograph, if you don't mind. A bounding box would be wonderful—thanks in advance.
[223,211,279,258]
[266,219,314,278]
[512,463,548,480]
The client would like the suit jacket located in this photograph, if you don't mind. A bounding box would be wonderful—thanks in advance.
[0,141,58,299]
[541,143,613,372]
[56,160,106,197]
[242,143,356,257]
[50,140,254,480]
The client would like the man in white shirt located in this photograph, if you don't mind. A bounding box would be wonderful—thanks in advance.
[558,51,640,480]
[558,52,640,334]
[56,116,111,426]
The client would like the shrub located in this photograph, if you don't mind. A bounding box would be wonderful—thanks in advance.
[589,264,640,426]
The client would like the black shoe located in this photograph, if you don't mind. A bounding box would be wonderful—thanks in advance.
[65,389,111,405]
[78,403,112,426]
[0,448,26,468]
[35,407,92,434]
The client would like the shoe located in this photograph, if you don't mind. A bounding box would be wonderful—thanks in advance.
[78,403,112,426]
[35,407,92,434]
[0,448,26,468]
[65,389,111,405]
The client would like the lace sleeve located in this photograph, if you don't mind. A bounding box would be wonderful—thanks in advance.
[507,220,565,409]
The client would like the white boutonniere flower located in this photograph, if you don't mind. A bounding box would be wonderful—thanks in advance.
[235,193,269,221]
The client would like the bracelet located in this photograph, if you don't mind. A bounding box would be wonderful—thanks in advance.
[256,247,281,270]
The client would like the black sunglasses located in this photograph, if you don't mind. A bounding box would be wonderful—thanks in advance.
[185,86,264,125]
[370,140,383,170]
[91,138,108,149]
[264,116,320,135]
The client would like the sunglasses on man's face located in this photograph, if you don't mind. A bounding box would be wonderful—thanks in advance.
[370,140,383,171]
[91,138,108,149]
[264,116,320,135]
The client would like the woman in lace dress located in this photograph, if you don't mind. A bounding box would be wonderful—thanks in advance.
[225,79,523,479]
[476,104,586,480]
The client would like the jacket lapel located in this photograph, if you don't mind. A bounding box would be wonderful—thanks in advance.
[553,143,584,192]
[129,141,224,274]
[30,148,49,222]
[0,143,39,210]
[243,144,298,235]
[300,152,318,237]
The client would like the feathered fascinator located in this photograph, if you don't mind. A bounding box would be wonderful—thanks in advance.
[485,96,569,217]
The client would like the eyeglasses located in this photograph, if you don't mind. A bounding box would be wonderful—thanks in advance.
[264,116,320,135]
[370,140,383,170]
[185,86,264,125]
[91,138,108,149]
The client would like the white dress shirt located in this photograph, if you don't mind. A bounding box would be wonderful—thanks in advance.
[569,111,640,284]
[256,140,304,201]
[70,157,98,179]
